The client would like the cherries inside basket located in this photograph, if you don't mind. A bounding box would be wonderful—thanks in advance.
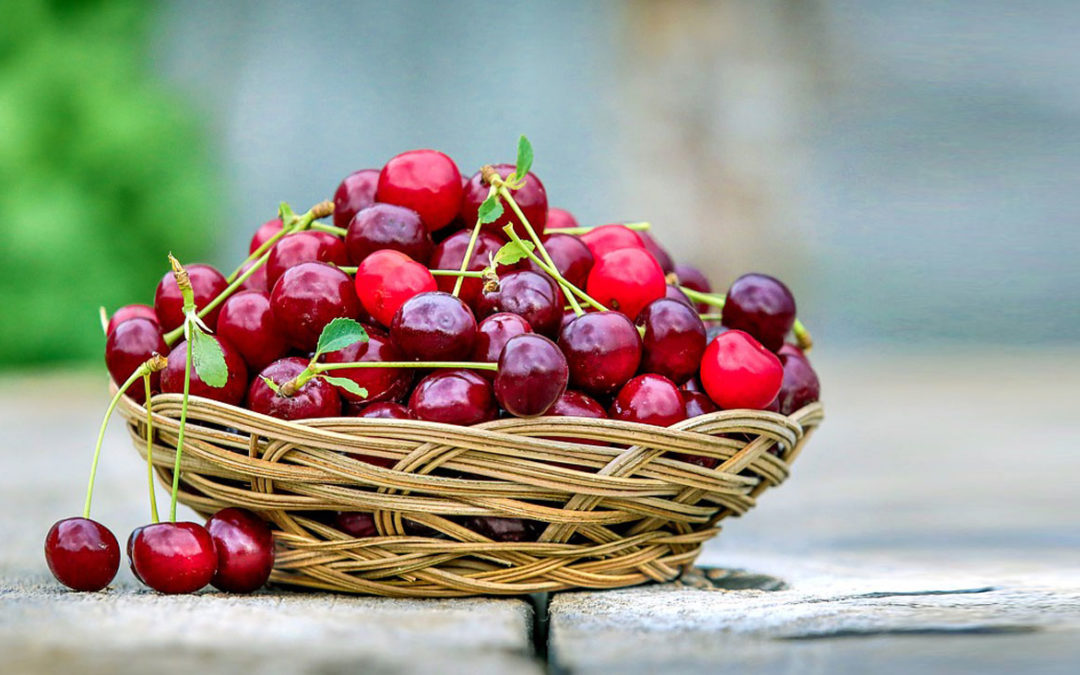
[46,136,822,596]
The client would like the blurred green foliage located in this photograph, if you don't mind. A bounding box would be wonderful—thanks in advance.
[0,0,217,366]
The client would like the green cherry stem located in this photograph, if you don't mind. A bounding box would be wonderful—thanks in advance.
[143,374,159,523]
[164,249,271,345]
[453,185,496,298]
[168,331,193,522]
[280,359,497,396]
[310,222,348,237]
[681,286,813,351]
[793,320,813,352]
[336,267,486,278]
[502,225,603,314]
[698,313,723,322]
[545,221,652,236]
[98,307,109,335]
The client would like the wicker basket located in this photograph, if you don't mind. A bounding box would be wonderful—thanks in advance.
[115,383,822,597]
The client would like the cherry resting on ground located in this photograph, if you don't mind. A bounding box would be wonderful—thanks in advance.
[44,518,120,592]
[206,507,275,593]
[131,522,218,594]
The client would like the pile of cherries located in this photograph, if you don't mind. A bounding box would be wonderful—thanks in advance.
[47,142,821,594]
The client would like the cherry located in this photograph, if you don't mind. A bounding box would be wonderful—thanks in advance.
[376,149,463,231]
[206,507,275,593]
[778,342,804,359]
[44,518,120,591]
[699,330,783,410]
[494,334,569,417]
[462,516,540,542]
[216,291,288,371]
[664,284,694,308]
[638,231,675,274]
[586,248,666,321]
[162,335,249,405]
[238,258,269,293]
[545,207,578,230]
[673,263,712,313]
[558,311,642,397]
[472,312,532,376]
[706,323,730,344]
[354,249,437,327]
[545,390,608,447]
[522,233,594,291]
[105,317,167,403]
[721,273,797,352]
[249,218,284,253]
[579,224,645,260]
[247,357,342,420]
[610,374,686,427]
[106,304,158,336]
[776,351,821,415]
[270,262,361,351]
[429,229,507,305]
[131,522,217,594]
[345,203,434,265]
[266,231,349,290]
[683,390,718,418]
[408,369,497,425]
[321,327,412,404]
[334,511,377,537]
[154,263,228,333]
[391,291,477,361]
[461,163,547,238]
[636,298,707,385]
[332,169,379,229]
[352,401,416,420]
[475,270,561,337]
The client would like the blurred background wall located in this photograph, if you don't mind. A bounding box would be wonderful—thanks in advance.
[2,0,1077,366]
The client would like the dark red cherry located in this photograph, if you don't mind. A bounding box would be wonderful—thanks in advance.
[45,518,120,592]
[106,304,158,336]
[332,169,379,229]
[579,224,646,260]
[126,526,144,582]
[683,390,718,418]
[206,507,275,593]
[161,335,249,406]
[270,262,361,351]
[376,149,463,232]
[778,342,804,359]
[391,292,477,361]
[523,233,594,290]
[352,401,417,420]
[664,284,694,308]
[495,334,569,417]
[249,218,284,254]
[699,330,783,410]
[636,298,707,385]
[638,231,675,274]
[429,229,508,305]
[462,516,540,542]
[154,263,228,333]
[706,323,730,344]
[408,369,497,425]
[345,203,434,265]
[545,207,578,230]
[610,374,686,427]
[558,311,641,397]
[475,270,561,337]
[321,327,412,404]
[334,511,377,537]
[776,352,821,415]
[105,317,167,403]
[237,258,269,293]
[721,273,797,352]
[266,231,349,290]
[673,263,712,313]
[246,357,342,420]
[545,390,608,447]
[131,522,217,594]
[461,163,547,238]
[586,248,666,321]
[216,291,288,371]
[354,249,437,328]
[472,312,532,375]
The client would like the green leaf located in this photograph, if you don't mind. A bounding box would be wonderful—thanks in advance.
[259,375,281,394]
[477,193,504,224]
[515,135,533,182]
[493,240,536,266]
[190,328,228,388]
[314,318,369,358]
[320,375,368,399]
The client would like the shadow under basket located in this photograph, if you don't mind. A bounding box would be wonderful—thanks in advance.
[115,383,823,597]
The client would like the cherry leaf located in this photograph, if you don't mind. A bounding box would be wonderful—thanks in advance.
[515,135,533,183]
[320,375,368,399]
[315,318,368,358]
[477,193,504,224]
[190,328,228,388]
[493,240,536,266]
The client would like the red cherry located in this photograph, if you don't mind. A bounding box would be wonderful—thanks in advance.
[45,518,120,591]
[354,250,437,327]
[720,273,797,353]
[610,374,686,427]
[462,517,540,542]
[106,304,158,336]
[472,312,532,375]
[638,231,675,274]
[699,330,783,410]
[321,326,412,404]
[270,262,361,351]
[105,317,167,403]
[586,248,666,321]
[776,351,821,415]
[237,259,269,293]
[246,357,342,420]
[332,169,379,229]
[475,270,561,337]
[636,298,707,385]
[558,311,642,397]
[683,390,718,418]
[131,522,217,594]
[579,224,646,260]
[352,401,416,420]
[664,284,694,308]
[391,291,477,361]
[494,334,569,417]
[249,218,284,254]
[522,233,594,291]
[545,207,578,230]
[266,231,349,290]
[408,369,497,425]
[428,229,508,305]
[673,263,712,313]
[461,163,547,238]
[216,291,288,371]
[334,511,377,537]
[206,507,275,593]
[161,335,249,406]
[345,203,434,265]
[545,390,608,448]
[376,149,463,231]
[154,264,228,333]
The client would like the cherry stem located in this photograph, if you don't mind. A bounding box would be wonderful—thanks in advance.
[310,222,347,237]
[793,319,813,352]
[168,333,193,522]
[452,186,496,298]
[546,221,652,235]
[164,249,271,345]
[143,374,159,523]
[502,225,604,314]
[336,267,485,278]
[98,307,109,335]
[698,313,723,322]
[281,359,498,396]
[681,286,813,351]
[680,286,725,309]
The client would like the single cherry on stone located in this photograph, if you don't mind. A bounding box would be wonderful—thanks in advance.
[131,522,218,594]
[721,273,797,353]
[266,231,350,290]
[461,163,548,238]
[376,149,463,232]
[558,311,642,398]
[105,304,158,336]
[391,291,477,361]
[154,263,228,333]
[270,262,361,351]
[472,312,532,376]
[354,249,437,328]
[494,334,569,417]
[246,357,342,420]
[105,317,167,403]
[345,203,434,265]
[475,270,561,338]
[332,169,379,229]
[610,374,687,427]
[161,335,249,406]
[587,247,666,322]
[408,369,497,426]
[636,298,707,385]
[321,326,412,404]
[206,507,275,593]
[216,290,288,371]
[44,517,120,592]
[699,330,783,410]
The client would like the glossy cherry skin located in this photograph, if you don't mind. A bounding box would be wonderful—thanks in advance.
[638,231,675,274]
[700,330,783,410]
[545,207,578,230]
[376,149,463,232]
[637,298,707,385]
[706,323,730,344]
[321,327,412,404]
[216,291,288,371]
[249,218,284,253]
[475,270,561,338]
[352,401,417,420]
[270,262,361,351]
[472,313,532,376]
[461,163,547,238]
[44,518,120,591]
[495,334,569,417]
[408,369,497,425]
[558,312,642,397]
[463,516,540,542]
[154,264,228,333]
[776,352,821,415]
[523,233,594,291]
[266,231,349,290]
[587,248,666,322]
[429,229,507,305]
[579,224,646,260]
[106,304,158,336]
[664,284,694,308]
[334,511,377,537]
[345,203,434,265]
[105,317,167,403]
[162,335,249,405]
[681,377,703,393]
[544,389,608,448]
[131,522,217,594]
[391,291,477,361]
[673,263,712,313]
[247,357,342,420]
[721,273,797,353]
[238,258,269,293]
[354,249,437,328]
[610,374,687,427]
[206,507,275,593]
[332,169,379,229]
[683,390,718,418]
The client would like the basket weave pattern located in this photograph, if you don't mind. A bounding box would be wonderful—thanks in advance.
[116,386,822,597]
